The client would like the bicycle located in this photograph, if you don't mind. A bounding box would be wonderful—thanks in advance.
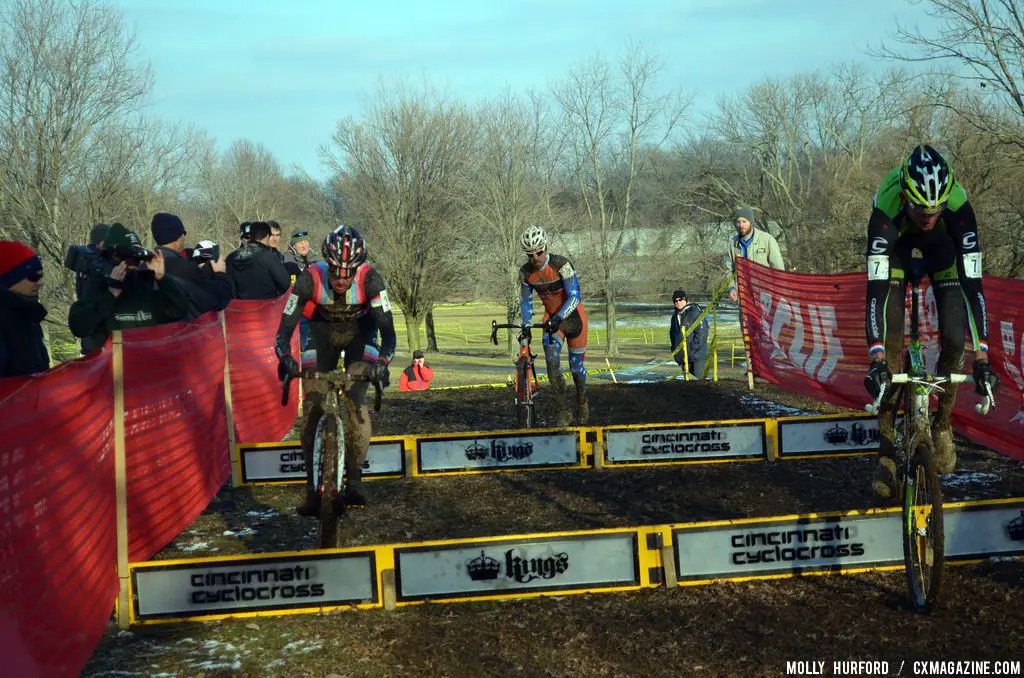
[281,368,382,549]
[866,276,995,612]
[491,320,549,429]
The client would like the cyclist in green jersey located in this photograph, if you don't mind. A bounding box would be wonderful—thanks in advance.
[863,144,999,499]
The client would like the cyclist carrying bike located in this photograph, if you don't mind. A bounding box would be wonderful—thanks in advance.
[275,225,396,513]
[863,144,999,498]
[518,225,589,426]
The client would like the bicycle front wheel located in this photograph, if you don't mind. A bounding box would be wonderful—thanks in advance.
[515,359,534,429]
[314,414,344,549]
[902,441,945,612]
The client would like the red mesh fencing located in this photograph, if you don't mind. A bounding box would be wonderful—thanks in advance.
[737,257,1024,462]
[0,351,117,678]
[224,294,299,444]
[122,314,231,562]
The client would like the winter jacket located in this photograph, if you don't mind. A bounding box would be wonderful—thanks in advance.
[225,242,291,300]
[68,270,191,347]
[0,288,49,377]
[669,303,709,362]
[158,247,232,319]
[282,250,318,279]
[399,363,434,391]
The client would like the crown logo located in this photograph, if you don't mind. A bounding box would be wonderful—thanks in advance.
[824,423,849,444]
[467,551,501,580]
[465,442,488,461]
[1007,511,1024,542]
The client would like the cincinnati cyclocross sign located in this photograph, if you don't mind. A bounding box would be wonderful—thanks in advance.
[601,421,767,465]
[239,440,405,483]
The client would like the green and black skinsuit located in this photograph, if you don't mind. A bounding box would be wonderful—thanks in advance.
[865,167,990,464]
[274,260,396,510]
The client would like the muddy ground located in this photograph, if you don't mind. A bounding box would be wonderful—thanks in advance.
[83,379,1024,677]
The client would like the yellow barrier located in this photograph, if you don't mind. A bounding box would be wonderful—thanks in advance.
[126,497,1024,626]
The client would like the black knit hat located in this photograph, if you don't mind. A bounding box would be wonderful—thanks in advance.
[673,289,687,301]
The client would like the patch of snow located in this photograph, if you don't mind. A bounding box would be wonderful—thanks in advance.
[180,541,211,552]
[739,394,817,417]
[941,472,1000,488]
[115,630,133,638]
[175,638,196,645]
[266,659,286,669]
[222,528,257,537]
[190,660,242,671]
[246,509,279,520]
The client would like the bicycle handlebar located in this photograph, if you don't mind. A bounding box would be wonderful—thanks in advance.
[865,373,995,416]
[490,320,550,346]
[281,369,383,412]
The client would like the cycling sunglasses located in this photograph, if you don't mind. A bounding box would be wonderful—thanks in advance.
[526,249,546,257]
[907,202,945,216]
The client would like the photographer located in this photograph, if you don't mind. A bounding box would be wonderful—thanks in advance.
[68,223,191,348]
[151,212,231,319]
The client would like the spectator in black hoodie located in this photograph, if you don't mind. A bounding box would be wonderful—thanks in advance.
[151,212,232,318]
[225,220,291,299]
[68,224,191,347]
[0,241,49,377]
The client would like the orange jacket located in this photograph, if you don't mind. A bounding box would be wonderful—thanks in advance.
[399,363,434,391]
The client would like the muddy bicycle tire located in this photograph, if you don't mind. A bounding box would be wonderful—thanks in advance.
[314,414,344,549]
[902,441,945,612]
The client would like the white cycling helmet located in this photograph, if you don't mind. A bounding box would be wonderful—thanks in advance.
[519,225,547,253]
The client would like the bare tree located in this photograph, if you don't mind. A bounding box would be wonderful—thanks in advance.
[872,0,1024,153]
[0,0,151,265]
[462,91,561,353]
[323,77,477,351]
[197,138,289,244]
[553,43,690,356]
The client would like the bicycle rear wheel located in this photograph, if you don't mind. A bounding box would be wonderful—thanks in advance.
[902,440,945,612]
[515,359,534,429]
[313,414,344,549]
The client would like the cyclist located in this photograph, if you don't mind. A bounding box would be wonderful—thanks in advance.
[863,144,999,498]
[275,225,396,513]
[518,225,589,426]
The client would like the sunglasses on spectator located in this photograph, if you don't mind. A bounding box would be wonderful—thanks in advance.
[293,230,310,238]
[26,272,43,282]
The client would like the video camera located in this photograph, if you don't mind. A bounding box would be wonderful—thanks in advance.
[108,244,155,264]
[64,244,113,279]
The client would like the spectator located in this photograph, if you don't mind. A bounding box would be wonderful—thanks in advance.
[238,221,253,245]
[68,223,191,346]
[72,223,110,301]
[0,241,49,377]
[669,289,709,380]
[282,230,317,278]
[726,206,785,301]
[151,212,231,319]
[225,220,291,299]
[267,220,283,253]
[399,350,434,391]
[282,229,317,350]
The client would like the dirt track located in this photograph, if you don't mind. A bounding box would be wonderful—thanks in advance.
[83,379,1024,677]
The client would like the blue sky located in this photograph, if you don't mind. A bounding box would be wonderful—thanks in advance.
[118,0,938,179]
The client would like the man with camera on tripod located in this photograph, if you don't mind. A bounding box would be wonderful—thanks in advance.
[68,223,191,349]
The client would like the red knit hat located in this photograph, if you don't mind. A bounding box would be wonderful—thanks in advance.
[0,241,43,288]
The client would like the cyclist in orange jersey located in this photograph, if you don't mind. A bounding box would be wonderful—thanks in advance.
[518,225,589,426]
